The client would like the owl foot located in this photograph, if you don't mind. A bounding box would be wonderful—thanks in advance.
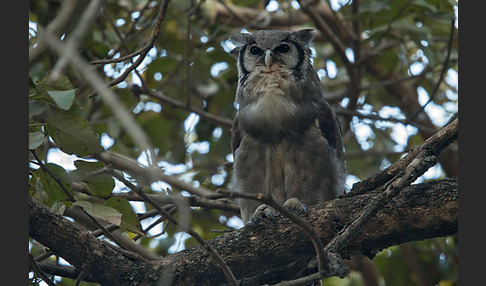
[249,198,308,225]
[283,198,308,216]
[249,204,277,225]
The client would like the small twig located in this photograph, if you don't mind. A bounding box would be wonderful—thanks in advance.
[90,46,148,65]
[142,87,234,129]
[99,1,133,59]
[95,151,215,197]
[112,171,239,286]
[114,192,240,214]
[408,17,456,123]
[273,272,322,286]
[74,271,88,286]
[350,118,458,196]
[344,148,411,159]
[29,254,57,286]
[97,0,146,92]
[91,0,171,93]
[335,107,438,134]
[184,0,195,106]
[374,0,412,47]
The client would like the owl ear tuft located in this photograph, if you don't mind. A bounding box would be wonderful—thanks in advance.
[229,47,241,58]
[228,33,254,46]
[291,29,314,46]
[228,33,254,58]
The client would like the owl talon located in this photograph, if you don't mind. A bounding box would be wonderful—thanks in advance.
[265,211,274,220]
[249,204,278,224]
[283,198,308,216]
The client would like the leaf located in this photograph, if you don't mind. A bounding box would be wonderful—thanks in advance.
[39,74,74,91]
[30,75,75,108]
[356,0,389,14]
[29,163,70,206]
[51,200,68,215]
[74,200,122,226]
[29,132,45,149]
[29,100,47,118]
[45,109,104,156]
[411,0,438,12]
[47,89,75,110]
[105,197,144,235]
[61,160,115,198]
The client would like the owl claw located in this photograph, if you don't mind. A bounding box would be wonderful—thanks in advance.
[249,204,278,225]
[283,198,308,216]
[248,199,308,225]
[302,205,308,216]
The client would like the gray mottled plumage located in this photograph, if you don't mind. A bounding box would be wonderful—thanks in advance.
[228,29,346,224]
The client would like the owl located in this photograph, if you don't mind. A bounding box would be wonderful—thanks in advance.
[228,29,346,224]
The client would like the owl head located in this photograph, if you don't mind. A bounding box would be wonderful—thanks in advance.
[227,29,323,143]
[228,29,315,80]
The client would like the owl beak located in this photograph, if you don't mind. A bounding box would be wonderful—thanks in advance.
[264,49,273,68]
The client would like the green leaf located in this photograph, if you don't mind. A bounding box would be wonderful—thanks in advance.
[411,0,438,12]
[29,163,70,206]
[61,160,114,198]
[47,89,75,110]
[357,0,389,14]
[39,74,74,91]
[51,200,68,215]
[73,201,122,226]
[45,109,104,156]
[29,132,45,149]
[105,197,144,235]
[29,100,47,118]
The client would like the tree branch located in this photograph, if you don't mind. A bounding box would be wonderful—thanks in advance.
[30,178,457,285]
[351,118,458,195]
[29,196,156,286]
[141,87,234,129]
[94,151,216,197]
[29,0,78,63]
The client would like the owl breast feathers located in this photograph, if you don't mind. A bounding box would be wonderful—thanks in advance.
[228,29,346,223]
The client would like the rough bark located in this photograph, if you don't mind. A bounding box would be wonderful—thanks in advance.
[30,178,457,285]
[29,197,159,285]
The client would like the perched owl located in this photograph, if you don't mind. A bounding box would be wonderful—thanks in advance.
[228,29,346,224]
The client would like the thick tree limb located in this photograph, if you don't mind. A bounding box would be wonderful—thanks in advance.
[30,178,457,285]
[29,196,157,286]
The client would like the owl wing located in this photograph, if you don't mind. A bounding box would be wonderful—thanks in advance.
[231,117,242,154]
[316,99,344,160]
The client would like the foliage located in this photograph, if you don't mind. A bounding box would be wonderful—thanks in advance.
[29,0,458,285]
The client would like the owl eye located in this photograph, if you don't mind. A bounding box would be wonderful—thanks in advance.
[275,44,290,53]
[249,46,263,55]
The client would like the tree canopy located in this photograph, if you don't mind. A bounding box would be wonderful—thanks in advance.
[29,0,458,285]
